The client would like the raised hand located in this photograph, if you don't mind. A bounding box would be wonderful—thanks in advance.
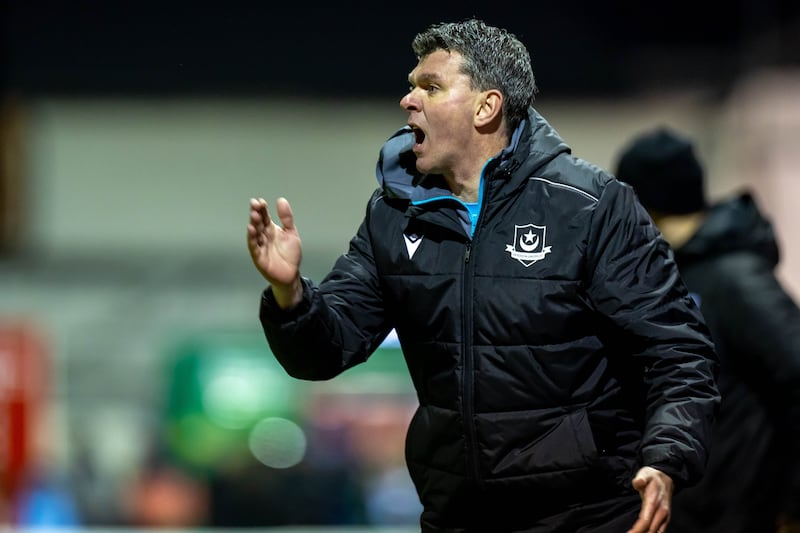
[247,197,304,308]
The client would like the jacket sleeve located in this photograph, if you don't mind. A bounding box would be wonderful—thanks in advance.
[585,179,720,489]
[259,192,393,381]
[711,253,800,518]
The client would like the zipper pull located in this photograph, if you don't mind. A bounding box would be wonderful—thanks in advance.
[464,243,471,263]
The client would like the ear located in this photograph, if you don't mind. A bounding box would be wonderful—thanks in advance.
[475,90,503,128]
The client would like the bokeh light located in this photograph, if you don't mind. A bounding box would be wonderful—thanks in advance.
[248,417,307,469]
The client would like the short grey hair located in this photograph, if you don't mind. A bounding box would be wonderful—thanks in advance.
[412,18,537,133]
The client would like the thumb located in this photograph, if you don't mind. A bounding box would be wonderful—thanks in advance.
[632,471,650,492]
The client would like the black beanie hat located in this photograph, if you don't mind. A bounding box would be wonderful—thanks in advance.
[614,126,707,215]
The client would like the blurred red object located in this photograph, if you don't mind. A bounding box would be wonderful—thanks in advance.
[0,322,49,519]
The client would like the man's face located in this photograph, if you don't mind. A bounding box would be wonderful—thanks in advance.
[400,50,482,177]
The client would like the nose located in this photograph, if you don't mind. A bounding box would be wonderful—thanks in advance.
[400,89,419,112]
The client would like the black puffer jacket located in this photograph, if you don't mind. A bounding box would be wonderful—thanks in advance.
[668,192,800,533]
[260,108,719,526]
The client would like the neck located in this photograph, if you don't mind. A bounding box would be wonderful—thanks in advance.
[447,135,509,203]
[450,180,481,203]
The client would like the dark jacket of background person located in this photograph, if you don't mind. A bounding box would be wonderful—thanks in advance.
[259,109,720,531]
[616,126,800,533]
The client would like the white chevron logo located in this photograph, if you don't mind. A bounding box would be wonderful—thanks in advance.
[403,233,423,259]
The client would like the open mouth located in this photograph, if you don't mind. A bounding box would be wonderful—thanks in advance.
[411,126,426,149]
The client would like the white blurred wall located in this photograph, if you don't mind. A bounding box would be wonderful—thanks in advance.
[22,84,796,272]
[23,98,407,260]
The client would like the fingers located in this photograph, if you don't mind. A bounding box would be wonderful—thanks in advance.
[249,197,269,226]
[247,197,298,254]
[247,197,269,249]
[626,468,672,533]
[248,197,294,232]
[628,505,668,533]
[275,197,296,232]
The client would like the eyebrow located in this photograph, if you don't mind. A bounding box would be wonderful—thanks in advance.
[408,71,443,86]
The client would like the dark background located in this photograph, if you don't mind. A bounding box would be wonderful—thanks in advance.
[3,0,800,99]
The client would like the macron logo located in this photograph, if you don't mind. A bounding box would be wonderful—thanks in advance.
[403,233,423,259]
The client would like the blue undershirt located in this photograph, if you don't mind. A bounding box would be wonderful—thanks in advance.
[465,202,481,237]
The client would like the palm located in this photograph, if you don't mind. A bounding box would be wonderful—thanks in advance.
[254,224,301,285]
[247,197,302,286]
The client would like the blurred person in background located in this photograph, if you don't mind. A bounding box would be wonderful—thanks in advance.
[247,19,720,533]
[615,126,800,533]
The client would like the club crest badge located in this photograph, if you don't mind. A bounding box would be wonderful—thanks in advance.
[505,224,552,267]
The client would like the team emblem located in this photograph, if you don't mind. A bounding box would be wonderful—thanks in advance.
[505,224,552,267]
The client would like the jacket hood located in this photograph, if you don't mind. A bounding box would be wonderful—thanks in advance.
[375,107,571,201]
[677,192,779,268]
